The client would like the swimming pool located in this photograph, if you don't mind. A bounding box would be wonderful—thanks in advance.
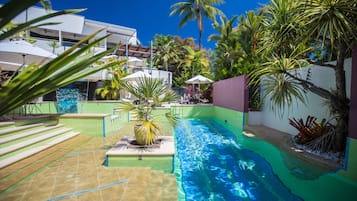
[174,119,357,201]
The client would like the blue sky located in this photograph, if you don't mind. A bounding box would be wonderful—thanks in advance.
[6,0,268,49]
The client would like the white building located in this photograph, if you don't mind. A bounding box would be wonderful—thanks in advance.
[4,6,171,100]
[12,6,140,55]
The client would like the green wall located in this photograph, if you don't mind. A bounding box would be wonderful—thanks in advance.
[171,105,247,130]
[59,114,127,137]
[338,138,357,181]
[213,106,246,129]
[78,101,120,114]
[171,105,214,119]
[19,101,121,115]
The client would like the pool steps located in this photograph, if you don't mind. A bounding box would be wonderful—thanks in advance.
[0,128,74,156]
[0,123,44,136]
[0,122,15,129]
[0,121,179,199]
[0,121,80,170]
[0,124,65,144]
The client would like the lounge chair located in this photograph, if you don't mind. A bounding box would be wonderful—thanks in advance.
[180,93,190,104]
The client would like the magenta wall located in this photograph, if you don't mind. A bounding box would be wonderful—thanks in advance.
[213,75,248,112]
[349,45,357,139]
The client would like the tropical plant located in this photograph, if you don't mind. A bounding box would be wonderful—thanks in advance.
[153,34,181,71]
[208,15,237,43]
[208,11,265,110]
[250,0,357,151]
[176,45,210,86]
[289,115,336,152]
[95,60,127,100]
[251,47,311,114]
[0,0,119,116]
[237,11,264,61]
[174,36,197,50]
[261,0,304,56]
[296,0,357,151]
[118,77,178,145]
[170,0,225,49]
[48,40,59,54]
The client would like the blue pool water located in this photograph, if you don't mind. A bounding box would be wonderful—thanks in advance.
[174,119,303,201]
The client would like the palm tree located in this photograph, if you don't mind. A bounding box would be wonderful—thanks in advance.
[237,11,263,57]
[48,40,59,54]
[295,0,357,150]
[153,35,181,71]
[261,0,305,56]
[95,59,127,100]
[174,36,197,50]
[183,45,209,78]
[251,0,357,151]
[208,15,237,43]
[170,0,225,49]
[210,12,264,80]
[210,18,239,80]
[118,77,178,145]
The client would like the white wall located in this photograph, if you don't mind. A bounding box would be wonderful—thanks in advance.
[250,58,352,135]
[144,69,172,87]
[13,7,85,34]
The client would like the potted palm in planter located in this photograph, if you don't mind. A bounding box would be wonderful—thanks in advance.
[118,76,178,145]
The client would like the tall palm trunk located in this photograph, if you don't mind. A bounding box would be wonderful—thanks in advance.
[335,41,349,151]
[164,60,169,71]
[196,6,203,50]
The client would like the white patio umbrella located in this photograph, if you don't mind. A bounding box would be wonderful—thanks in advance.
[121,71,153,101]
[128,57,144,68]
[121,71,152,81]
[185,74,214,99]
[0,40,56,70]
[185,74,214,85]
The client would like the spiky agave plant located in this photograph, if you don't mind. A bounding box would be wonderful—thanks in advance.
[118,76,178,145]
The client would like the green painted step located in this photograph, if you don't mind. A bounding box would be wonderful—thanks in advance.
[0,122,15,129]
[0,124,64,145]
[0,123,43,136]
[145,170,164,201]
[0,128,72,156]
[0,131,80,169]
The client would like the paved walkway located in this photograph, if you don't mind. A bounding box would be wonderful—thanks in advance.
[0,123,178,201]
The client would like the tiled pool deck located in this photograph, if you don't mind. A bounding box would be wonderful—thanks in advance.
[0,123,178,201]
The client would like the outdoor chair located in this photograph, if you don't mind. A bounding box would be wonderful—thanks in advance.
[180,94,190,104]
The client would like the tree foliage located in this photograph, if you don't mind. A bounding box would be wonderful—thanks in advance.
[170,0,225,49]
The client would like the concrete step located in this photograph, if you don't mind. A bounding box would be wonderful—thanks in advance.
[0,128,72,156]
[0,123,43,136]
[0,131,80,169]
[0,122,15,129]
[145,170,164,201]
[162,174,178,201]
[0,124,64,145]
